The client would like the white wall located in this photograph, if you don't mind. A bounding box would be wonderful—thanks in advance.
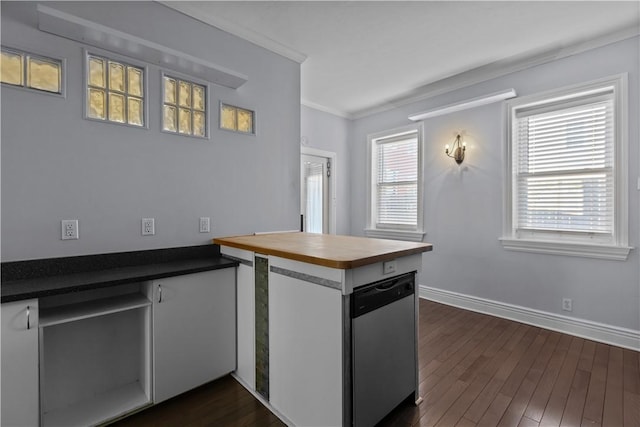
[1,2,301,261]
[300,105,351,235]
[349,36,639,332]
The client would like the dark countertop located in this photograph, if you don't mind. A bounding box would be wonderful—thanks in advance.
[1,246,238,303]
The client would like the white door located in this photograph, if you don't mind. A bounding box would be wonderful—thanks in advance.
[301,154,330,233]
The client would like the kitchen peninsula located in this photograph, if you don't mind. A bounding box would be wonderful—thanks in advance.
[214,232,432,427]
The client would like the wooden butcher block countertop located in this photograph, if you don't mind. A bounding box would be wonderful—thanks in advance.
[214,232,432,269]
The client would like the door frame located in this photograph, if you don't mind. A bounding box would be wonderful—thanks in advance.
[301,146,337,234]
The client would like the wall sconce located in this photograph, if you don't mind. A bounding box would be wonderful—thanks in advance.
[445,134,466,164]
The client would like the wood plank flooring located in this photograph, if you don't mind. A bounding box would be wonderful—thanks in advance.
[111,299,639,427]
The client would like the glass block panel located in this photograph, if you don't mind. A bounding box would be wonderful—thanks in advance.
[127,67,142,97]
[237,109,254,133]
[178,107,191,134]
[109,92,125,123]
[220,104,237,130]
[27,57,60,93]
[88,88,106,120]
[179,81,191,108]
[163,105,177,132]
[88,57,105,88]
[127,97,143,126]
[164,77,176,104]
[1,50,23,86]
[193,85,205,111]
[109,62,125,92]
[193,111,205,137]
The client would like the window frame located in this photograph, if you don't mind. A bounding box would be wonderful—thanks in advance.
[219,101,256,136]
[83,48,148,129]
[1,45,66,98]
[500,74,631,260]
[365,123,425,242]
[161,71,210,140]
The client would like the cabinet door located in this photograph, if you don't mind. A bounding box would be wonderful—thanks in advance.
[152,269,236,403]
[1,299,39,427]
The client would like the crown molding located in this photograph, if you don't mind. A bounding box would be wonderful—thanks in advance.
[350,24,640,120]
[158,1,307,64]
[301,99,353,120]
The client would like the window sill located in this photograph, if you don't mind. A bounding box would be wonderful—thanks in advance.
[499,238,633,261]
[364,229,425,242]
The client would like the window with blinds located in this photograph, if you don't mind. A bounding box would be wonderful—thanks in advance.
[515,95,614,236]
[376,133,418,228]
[502,75,630,259]
[366,124,423,240]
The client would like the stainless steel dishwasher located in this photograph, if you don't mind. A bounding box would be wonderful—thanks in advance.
[351,272,416,427]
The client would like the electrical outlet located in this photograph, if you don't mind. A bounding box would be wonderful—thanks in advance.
[61,219,79,240]
[199,217,210,233]
[142,218,155,236]
[562,298,573,312]
[383,260,397,274]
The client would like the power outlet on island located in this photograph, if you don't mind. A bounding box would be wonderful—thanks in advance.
[383,260,397,275]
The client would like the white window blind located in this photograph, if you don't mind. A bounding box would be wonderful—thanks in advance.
[514,93,614,237]
[375,132,418,228]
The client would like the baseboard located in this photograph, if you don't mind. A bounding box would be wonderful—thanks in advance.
[419,285,640,352]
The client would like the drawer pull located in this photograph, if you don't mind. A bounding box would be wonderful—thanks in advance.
[26,305,31,330]
[158,284,163,303]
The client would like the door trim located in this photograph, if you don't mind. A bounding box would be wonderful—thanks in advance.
[301,146,337,234]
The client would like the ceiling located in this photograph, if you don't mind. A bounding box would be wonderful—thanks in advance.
[163,1,640,119]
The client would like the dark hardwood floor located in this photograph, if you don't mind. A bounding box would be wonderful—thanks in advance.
[112,299,640,427]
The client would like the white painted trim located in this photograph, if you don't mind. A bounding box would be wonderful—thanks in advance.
[501,74,631,260]
[301,147,338,235]
[419,285,640,352]
[408,89,516,121]
[364,229,425,242]
[301,99,352,120]
[499,238,632,261]
[159,1,307,64]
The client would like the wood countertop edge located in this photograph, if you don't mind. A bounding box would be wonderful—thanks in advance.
[213,237,433,269]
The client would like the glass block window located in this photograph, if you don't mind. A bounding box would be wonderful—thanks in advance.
[86,54,144,126]
[1,47,62,94]
[220,103,255,134]
[162,75,207,138]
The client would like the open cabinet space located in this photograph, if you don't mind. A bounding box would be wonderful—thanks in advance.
[39,284,152,427]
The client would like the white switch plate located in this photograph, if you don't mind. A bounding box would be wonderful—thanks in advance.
[142,218,155,236]
[61,219,79,240]
[383,260,397,274]
[199,217,210,233]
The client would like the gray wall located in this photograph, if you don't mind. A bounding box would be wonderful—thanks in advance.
[1,2,301,261]
[300,105,351,235]
[349,36,639,331]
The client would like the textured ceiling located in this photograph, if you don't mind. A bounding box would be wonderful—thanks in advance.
[164,1,640,118]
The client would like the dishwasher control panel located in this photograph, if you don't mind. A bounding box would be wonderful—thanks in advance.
[350,272,415,318]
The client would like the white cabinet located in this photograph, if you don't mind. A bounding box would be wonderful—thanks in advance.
[151,269,236,403]
[1,299,40,427]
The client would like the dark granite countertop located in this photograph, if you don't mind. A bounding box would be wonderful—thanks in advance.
[1,245,238,303]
